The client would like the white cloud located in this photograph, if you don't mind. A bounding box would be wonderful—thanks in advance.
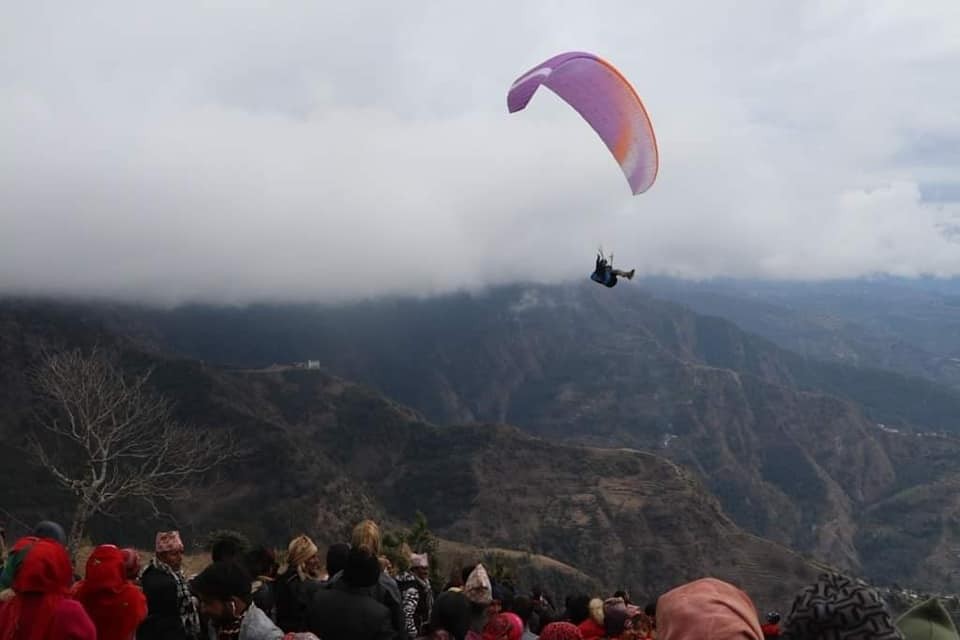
[2,1,960,303]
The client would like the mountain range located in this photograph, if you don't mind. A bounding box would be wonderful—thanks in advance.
[5,280,960,601]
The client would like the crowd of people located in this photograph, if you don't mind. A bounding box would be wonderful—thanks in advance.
[0,518,958,640]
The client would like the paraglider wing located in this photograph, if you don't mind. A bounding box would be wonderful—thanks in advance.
[507,51,659,195]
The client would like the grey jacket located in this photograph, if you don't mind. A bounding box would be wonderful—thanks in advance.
[207,604,283,640]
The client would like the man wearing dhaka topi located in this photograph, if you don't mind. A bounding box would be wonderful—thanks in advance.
[139,531,203,640]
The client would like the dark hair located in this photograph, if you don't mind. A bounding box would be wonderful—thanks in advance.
[614,589,630,604]
[431,591,472,640]
[192,561,253,603]
[513,596,535,625]
[645,601,657,618]
[566,594,591,625]
[494,580,516,611]
[209,531,250,563]
[461,564,477,585]
[535,609,557,634]
[243,546,278,578]
[343,548,381,588]
[326,543,350,577]
[605,607,630,637]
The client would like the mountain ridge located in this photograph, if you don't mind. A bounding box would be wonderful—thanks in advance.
[36,284,960,590]
[0,300,822,609]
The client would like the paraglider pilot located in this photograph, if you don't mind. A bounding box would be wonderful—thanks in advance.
[591,252,635,288]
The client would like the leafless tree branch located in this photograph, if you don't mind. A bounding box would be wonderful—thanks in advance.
[28,348,241,554]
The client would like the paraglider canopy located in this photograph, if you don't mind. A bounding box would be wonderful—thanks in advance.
[507,51,659,195]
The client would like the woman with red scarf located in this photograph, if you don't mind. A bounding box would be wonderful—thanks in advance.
[74,544,148,640]
[0,537,95,640]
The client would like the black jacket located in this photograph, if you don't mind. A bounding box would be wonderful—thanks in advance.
[138,565,188,640]
[307,580,395,640]
[252,580,278,622]
[326,570,406,639]
[274,569,320,632]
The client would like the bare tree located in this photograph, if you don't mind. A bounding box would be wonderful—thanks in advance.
[28,347,241,554]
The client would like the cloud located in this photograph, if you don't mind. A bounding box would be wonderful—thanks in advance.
[2,1,960,304]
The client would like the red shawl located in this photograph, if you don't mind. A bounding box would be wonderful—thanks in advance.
[73,545,147,640]
[0,538,94,640]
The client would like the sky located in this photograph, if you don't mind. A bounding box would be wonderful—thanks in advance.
[2,1,960,304]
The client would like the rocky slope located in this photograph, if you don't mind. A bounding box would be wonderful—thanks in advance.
[65,285,960,590]
[0,301,820,608]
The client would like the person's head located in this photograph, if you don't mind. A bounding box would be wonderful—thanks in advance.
[766,612,781,625]
[566,594,592,625]
[614,590,631,605]
[287,535,320,580]
[644,601,657,623]
[210,533,249,564]
[12,537,73,595]
[446,567,465,590]
[32,521,66,546]
[351,520,382,556]
[2,537,65,638]
[633,612,654,637]
[493,581,516,613]
[121,548,141,581]
[411,553,430,581]
[657,578,762,640]
[244,546,279,580]
[191,561,253,627]
[305,553,323,577]
[432,591,473,640]
[540,622,585,640]
[464,564,493,608]
[82,544,125,591]
[155,531,185,571]
[538,609,559,631]
[482,612,524,640]
[513,596,535,629]
[783,573,898,640]
[342,547,382,589]
[325,543,350,578]
[603,599,635,640]
[589,598,605,625]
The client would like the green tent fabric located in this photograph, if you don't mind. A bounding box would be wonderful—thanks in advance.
[897,599,959,640]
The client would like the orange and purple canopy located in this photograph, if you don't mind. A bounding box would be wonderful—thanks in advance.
[508,51,659,195]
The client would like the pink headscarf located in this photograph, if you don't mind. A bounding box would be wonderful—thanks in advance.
[155,531,184,554]
[410,553,429,569]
